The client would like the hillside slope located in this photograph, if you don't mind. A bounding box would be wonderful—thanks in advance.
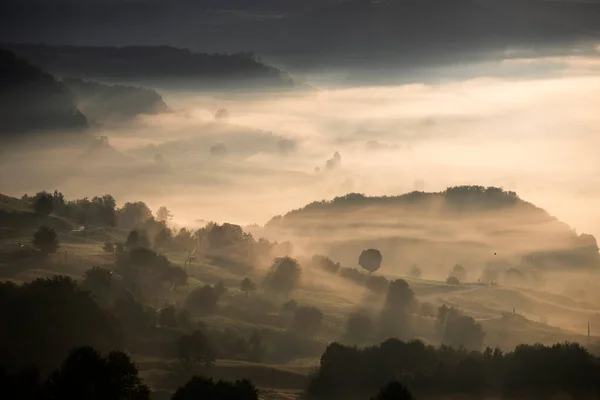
[265,186,600,275]
[0,49,87,137]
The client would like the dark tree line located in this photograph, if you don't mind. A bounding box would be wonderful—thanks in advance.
[306,339,600,400]
[1,346,258,400]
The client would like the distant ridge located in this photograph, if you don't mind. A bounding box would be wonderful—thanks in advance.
[4,44,298,89]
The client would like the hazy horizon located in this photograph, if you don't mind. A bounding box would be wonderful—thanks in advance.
[2,55,600,240]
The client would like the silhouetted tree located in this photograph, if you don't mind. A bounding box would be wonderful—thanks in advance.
[264,256,301,297]
[177,330,216,368]
[81,266,113,307]
[156,206,173,223]
[240,277,257,297]
[446,276,460,285]
[371,381,414,400]
[125,229,150,249]
[293,306,323,337]
[359,249,382,275]
[379,279,414,339]
[32,226,59,254]
[437,305,485,351]
[409,264,422,279]
[172,376,258,400]
[0,277,123,373]
[45,346,150,400]
[155,225,173,250]
[118,202,153,229]
[247,330,266,363]
[186,285,221,315]
[33,191,54,216]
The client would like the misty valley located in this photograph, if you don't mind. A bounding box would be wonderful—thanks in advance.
[3,1,600,398]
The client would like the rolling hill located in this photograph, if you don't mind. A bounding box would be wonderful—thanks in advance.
[264,186,600,276]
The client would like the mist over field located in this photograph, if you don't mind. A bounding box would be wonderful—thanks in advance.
[3,56,600,237]
[3,2,600,395]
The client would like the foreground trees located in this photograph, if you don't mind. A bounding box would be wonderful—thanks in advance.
[307,339,600,400]
[172,376,258,400]
[0,277,123,374]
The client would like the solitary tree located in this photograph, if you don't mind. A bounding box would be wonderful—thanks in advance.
[263,256,301,297]
[32,226,59,255]
[409,264,422,279]
[240,277,257,297]
[359,249,382,275]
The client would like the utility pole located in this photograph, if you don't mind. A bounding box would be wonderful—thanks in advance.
[588,321,591,346]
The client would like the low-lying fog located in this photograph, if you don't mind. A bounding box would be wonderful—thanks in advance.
[2,55,600,237]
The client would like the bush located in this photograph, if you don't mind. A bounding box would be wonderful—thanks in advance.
[446,276,460,285]
[186,285,222,315]
[240,277,257,297]
[32,226,59,254]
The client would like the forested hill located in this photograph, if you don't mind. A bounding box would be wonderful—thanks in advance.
[4,44,298,88]
[63,78,169,122]
[266,186,600,272]
[0,49,87,137]
[268,186,549,224]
